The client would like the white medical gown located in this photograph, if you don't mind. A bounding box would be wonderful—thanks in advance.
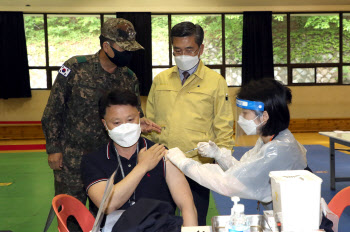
[171,129,307,203]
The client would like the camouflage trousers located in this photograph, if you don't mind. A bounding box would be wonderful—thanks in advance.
[53,147,88,232]
[53,146,86,201]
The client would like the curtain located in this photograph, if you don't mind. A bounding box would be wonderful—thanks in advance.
[242,11,274,85]
[117,12,152,96]
[0,12,31,99]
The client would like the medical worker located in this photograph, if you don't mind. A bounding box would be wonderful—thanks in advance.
[167,78,308,208]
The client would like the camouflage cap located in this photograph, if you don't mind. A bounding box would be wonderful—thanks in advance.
[101,18,144,51]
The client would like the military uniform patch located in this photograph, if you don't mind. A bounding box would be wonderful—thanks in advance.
[76,56,87,63]
[59,65,71,77]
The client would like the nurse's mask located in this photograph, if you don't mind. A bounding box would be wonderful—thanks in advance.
[237,115,264,135]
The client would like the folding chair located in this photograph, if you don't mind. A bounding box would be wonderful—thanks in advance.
[327,186,350,232]
[52,194,95,232]
[328,186,350,218]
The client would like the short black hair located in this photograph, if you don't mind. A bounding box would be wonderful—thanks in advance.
[98,89,138,119]
[236,78,292,136]
[99,35,115,49]
[170,21,204,46]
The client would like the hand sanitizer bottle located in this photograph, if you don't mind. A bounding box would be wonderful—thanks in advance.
[226,196,250,232]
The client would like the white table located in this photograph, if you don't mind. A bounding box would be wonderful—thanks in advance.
[181,226,212,232]
[319,131,350,190]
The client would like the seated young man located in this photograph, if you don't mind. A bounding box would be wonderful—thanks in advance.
[81,89,197,229]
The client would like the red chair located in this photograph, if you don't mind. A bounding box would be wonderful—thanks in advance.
[52,194,95,232]
[328,186,350,218]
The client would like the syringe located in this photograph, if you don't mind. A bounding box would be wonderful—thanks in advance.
[185,144,207,153]
[164,144,207,162]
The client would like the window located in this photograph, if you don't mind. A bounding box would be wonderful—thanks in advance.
[151,15,169,68]
[272,14,288,85]
[172,15,223,65]
[343,13,350,83]
[24,14,46,88]
[272,13,349,85]
[24,14,113,89]
[291,14,339,64]
[24,12,350,89]
[47,15,101,67]
[343,66,350,84]
[225,14,243,86]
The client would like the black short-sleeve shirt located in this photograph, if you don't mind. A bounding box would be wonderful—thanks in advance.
[81,136,176,215]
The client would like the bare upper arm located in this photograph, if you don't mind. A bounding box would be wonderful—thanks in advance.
[87,180,107,209]
[165,160,194,209]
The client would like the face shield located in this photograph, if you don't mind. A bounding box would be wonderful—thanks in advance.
[235,98,265,146]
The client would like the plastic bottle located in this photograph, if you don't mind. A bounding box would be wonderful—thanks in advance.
[226,196,250,232]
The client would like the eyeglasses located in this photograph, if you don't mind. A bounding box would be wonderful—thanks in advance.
[173,48,200,56]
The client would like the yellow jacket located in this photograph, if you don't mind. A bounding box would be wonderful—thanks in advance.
[146,60,234,163]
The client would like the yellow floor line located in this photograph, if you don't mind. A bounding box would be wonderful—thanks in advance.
[0,182,13,186]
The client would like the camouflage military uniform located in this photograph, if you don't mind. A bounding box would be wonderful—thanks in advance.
[41,51,144,205]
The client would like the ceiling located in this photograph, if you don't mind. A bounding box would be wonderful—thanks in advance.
[2,0,350,13]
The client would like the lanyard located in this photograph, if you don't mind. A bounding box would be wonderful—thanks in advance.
[115,144,139,179]
[114,143,139,206]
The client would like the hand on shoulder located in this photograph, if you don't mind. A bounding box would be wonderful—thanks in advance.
[137,144,166,172]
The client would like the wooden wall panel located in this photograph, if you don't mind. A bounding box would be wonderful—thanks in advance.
[0,125,44,140]
[289,118,350,132]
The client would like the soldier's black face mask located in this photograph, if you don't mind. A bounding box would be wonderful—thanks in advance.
[106,43,133,67]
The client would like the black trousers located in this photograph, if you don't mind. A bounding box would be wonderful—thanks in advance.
[186,176,210,226]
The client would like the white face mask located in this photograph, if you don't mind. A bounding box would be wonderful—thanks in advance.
[106,121,141,147]
[237,115,263,135]
[174,55,199,71]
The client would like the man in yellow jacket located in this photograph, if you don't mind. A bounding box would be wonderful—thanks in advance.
[146,21,234,226]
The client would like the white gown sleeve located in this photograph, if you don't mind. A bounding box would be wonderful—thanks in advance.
[168,130,307,203]
[214,148,238,171]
